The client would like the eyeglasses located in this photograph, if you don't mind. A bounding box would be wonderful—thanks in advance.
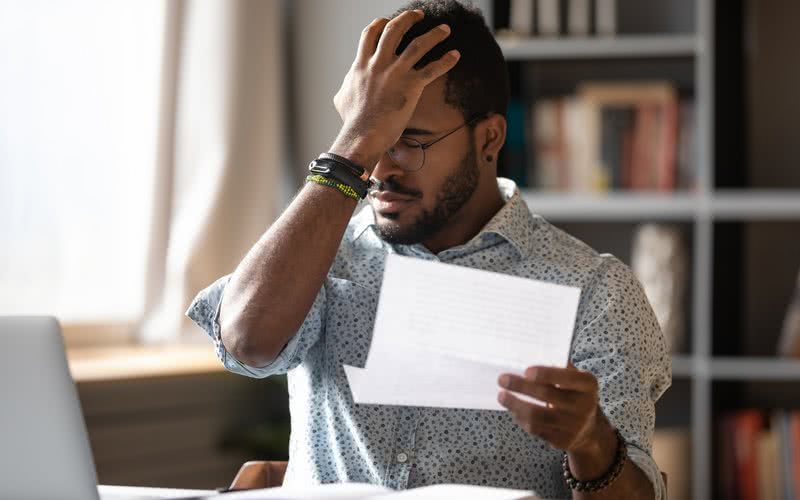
[386,113,487,172]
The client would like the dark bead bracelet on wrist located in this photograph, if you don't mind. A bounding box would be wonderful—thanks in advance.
[562,428,628,492]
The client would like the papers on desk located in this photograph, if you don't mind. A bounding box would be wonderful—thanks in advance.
[177,483,540,499]
[345,254,581,411]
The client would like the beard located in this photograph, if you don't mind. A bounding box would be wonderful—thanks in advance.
[373,144,480,245]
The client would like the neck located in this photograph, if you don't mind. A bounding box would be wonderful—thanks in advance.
[422,177,505,254]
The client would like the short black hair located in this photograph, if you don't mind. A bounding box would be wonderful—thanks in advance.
[391,0,509,122]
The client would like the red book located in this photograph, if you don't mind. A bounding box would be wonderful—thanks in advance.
[655,98,678,191]
[734,410,765,500]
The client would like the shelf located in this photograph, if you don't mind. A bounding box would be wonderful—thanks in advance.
[710,357,800,381]
[521,190,698,221]
[671,354,695,378]
[498,34,699,60]
[520,190,800,221]
[711,190,800,220]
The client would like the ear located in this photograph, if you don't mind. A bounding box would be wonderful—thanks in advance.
[475,113,506,167]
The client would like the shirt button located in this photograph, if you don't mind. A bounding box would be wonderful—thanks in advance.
[396,452,409,463]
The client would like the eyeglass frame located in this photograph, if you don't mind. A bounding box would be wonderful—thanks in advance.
[386,112,489,172]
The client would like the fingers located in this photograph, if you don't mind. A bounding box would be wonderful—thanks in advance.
[415,49,460,85]
[497,390,560,431]
[498,374,580,410]
[374,9,424,62]
[355,17,390,66]
[522,365,598,393]
[396,23,451,69]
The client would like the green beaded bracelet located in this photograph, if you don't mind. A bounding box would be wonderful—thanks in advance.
[305,174,361,201]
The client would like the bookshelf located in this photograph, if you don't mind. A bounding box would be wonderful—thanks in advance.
[499,34,699,60]
[491,0,800,498]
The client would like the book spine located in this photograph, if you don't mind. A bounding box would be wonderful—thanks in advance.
[757,428,779,500]
[775,411,794,500]
[656,98,678,191]
[734,410,764,500]
[536,0,561,37]
[532,99,558,189]
[510,0,535,37]
[595,0,617,37]
[566,0,590,36]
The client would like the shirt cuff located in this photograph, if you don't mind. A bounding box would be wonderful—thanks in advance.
[209,282,300,379]
[626,443,667,500]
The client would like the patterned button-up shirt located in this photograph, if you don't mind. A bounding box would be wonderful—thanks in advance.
[187,178,671,499]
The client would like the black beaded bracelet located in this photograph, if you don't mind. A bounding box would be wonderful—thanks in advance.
[562,428,628,492]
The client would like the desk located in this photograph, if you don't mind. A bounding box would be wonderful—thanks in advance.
[98,485,214,498]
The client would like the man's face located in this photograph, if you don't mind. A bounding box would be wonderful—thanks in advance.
[367,76,480,245]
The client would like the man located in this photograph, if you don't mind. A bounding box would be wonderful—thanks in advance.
[187,1,670,498]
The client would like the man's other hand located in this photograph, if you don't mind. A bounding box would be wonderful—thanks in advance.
[497,363,615,459]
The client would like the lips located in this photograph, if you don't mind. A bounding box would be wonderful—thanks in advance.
[370,191,418,213]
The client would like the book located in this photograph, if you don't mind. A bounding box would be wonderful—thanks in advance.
[732,410,764,500]
[502,97,529,186]
[528,82,690,192]
[773,411,794,499]
[536,0,561,37]
[563,96,599,191]
[509,0,535,37]
[579,81,679,191]
[757,429,779,500]
[676,101,698,191]
[594,0,617,36]
[566,0,590,36]
[531,98,565,190]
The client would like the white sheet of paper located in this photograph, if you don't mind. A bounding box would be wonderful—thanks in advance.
[366,255,581,371]
[345,254,581,410]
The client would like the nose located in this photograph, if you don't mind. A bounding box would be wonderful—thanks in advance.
[370,151,407,185]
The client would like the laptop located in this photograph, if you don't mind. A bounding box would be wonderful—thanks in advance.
[0,316,210,500]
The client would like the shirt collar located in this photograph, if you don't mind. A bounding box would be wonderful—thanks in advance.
[352,178,538,258]
[474,177,538,258]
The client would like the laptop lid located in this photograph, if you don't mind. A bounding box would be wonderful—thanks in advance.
[0,316,100,500]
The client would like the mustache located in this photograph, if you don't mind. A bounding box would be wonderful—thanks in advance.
[368,177,421,198]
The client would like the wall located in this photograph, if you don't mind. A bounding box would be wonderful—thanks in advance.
[288,0,492,178]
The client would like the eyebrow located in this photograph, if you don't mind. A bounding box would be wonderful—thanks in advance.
[402,127,435,136]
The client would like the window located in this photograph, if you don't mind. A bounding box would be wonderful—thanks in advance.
[0,1,166,326]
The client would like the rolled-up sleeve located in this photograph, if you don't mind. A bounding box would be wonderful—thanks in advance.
[570,257,672,500]
[185,274,326,379]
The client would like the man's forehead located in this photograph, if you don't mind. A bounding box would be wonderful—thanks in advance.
[405,76,462,134]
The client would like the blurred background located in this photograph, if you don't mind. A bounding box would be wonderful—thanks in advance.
[1,1,799,498]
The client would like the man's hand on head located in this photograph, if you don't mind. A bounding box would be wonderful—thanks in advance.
[330,9,461,171]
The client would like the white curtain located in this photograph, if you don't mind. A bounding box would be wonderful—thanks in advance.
[0,0,287,344]
[139,0,287,343]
